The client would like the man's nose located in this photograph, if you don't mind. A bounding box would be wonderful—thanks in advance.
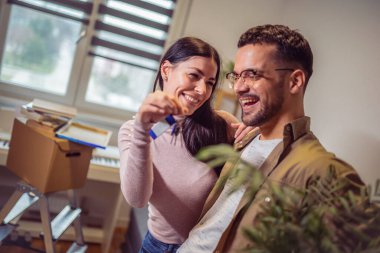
[233,78,249,94]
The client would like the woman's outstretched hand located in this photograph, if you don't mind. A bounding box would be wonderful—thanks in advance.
[136,91,188,125]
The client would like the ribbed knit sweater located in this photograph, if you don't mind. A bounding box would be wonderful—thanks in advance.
[118,119,220,244]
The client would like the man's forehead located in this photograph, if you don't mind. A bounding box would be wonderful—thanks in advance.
[234,44,278,70]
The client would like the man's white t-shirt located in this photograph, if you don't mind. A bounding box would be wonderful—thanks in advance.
[178,136,281,252]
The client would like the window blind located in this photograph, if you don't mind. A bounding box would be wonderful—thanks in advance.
[7,0,93,24]
[6,0,177,71]
[89,0,176,71]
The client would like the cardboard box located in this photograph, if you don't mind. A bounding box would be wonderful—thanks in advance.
[6,118,93,193]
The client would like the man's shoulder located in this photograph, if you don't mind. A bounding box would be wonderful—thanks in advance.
[234,128,260,150]
[279,132,363,186]
[291,133,347,165]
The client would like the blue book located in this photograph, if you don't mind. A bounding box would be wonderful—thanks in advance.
[55,122,112,149]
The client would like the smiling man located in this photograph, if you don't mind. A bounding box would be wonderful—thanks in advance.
[177,24,364,253]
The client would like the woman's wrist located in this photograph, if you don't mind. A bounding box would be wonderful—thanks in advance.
[134,116,154,131]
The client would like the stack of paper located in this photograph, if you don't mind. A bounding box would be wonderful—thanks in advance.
[20,99,112,149]
[31,99,77,118]
[20,99,75,129]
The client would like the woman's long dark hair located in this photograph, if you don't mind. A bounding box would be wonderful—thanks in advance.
[153,37,231,168]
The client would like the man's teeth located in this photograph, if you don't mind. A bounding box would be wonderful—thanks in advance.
[240,98,258,105]
[184,95,199,103]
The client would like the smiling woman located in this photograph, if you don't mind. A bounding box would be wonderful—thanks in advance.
[158,56,216,116]
[117,37,246,253]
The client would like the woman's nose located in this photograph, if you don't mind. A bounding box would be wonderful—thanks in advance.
[195,81,207,95]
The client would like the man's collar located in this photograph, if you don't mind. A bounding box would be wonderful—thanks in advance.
[234,116,311,151]
[282,116,310,147]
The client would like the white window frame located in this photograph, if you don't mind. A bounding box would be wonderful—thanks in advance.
[0,0,89,105]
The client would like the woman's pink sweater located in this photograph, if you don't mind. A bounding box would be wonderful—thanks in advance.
[118,119,218,244]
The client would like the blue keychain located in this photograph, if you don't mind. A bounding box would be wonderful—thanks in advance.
[149,115,176,139]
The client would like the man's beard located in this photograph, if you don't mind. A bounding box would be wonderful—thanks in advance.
[241,88,284,127]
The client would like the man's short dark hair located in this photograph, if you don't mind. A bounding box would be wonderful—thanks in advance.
[238,24,313,86]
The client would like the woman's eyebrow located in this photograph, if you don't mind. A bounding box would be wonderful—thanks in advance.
[189,67,216,81]
[188,67,204,75]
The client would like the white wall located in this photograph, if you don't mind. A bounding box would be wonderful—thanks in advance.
[180,0,380,185]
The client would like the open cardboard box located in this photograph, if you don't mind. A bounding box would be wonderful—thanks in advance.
[6,118,93,193]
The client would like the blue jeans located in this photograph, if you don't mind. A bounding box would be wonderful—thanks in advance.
[138,230,181,253]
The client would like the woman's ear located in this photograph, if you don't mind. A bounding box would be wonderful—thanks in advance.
[160,60,172,81]
[289,69,306,94]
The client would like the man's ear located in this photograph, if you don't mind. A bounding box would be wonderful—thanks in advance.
[160,60,172,81]
[289,69,306,94]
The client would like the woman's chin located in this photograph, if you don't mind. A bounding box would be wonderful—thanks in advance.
[183,108,193,116]
[179,102,194,116]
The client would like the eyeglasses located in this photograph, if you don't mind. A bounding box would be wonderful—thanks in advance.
[226,68,294,87]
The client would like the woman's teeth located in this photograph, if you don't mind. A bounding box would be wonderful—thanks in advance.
[184,94,199,103]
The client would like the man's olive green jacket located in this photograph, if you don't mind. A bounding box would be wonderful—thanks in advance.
[199,116,364,253]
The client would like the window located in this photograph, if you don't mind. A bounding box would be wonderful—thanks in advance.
[0,0,182,120]
[1,4,82,95]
